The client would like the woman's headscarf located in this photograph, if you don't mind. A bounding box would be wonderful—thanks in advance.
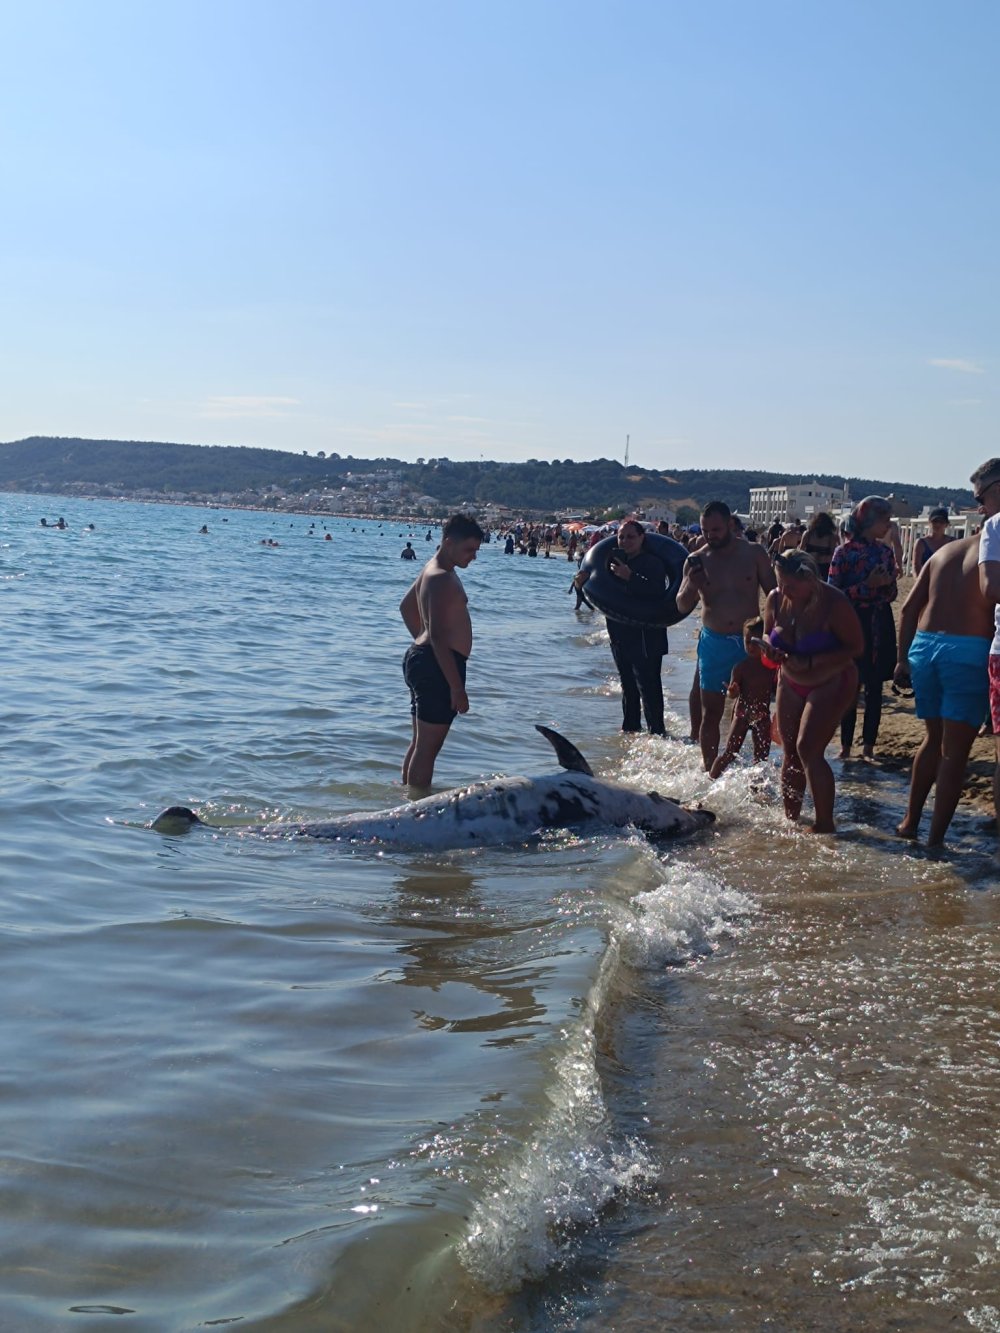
[846,495,892,539]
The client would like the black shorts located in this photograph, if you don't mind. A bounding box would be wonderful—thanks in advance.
[403,643,468,725]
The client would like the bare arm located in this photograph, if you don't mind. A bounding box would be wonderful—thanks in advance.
[756,546,777,597]
[895,564,931,678]
[980,561,1000,605]
[890,526,904,574]
[826,591,864,665]
[762,588,779,638]
[399,582,422,639]
[675,558,708,616]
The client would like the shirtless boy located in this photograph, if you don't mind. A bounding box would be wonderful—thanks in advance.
[676,501,776,770]
[895,531,994,845]
[400,513,484,789]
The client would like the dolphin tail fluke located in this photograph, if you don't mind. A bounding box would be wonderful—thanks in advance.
[151,805,203,834]
[534,725,594,776]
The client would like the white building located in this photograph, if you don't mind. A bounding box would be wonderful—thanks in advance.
[748,480,851,529]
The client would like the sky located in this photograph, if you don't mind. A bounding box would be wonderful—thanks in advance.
[1,0,996,487]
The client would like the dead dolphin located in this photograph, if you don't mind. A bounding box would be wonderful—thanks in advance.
[151,725,715,849]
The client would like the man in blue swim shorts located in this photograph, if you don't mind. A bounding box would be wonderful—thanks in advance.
[895,529,993,845]
[676,501,776,770]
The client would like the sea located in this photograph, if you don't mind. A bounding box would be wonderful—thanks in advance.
[1,491,998,1333]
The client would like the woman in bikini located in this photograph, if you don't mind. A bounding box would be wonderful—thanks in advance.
[763,550,864,833]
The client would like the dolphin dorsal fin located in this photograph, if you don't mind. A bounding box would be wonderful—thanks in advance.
[535,725,594,776]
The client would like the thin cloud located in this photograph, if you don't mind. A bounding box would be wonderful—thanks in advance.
[198,396,300,419]
[928,358,985,375]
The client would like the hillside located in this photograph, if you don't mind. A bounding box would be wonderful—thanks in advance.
[0,436,973,517]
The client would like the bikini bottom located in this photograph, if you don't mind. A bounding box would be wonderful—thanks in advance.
[781,666,852,702]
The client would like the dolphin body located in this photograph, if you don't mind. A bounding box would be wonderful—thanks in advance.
[151,726,715,849]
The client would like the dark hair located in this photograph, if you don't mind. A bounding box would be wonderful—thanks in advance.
[618,519,646,539]
[929,507,949,524]
[970,459,1000,491]
[743,615,764,638]
[701,500,731,522]
[806,510,836,538]
[443,513,485,542]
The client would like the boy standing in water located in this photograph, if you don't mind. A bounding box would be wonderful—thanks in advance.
[709,617,775,778]
[400,513,484,790]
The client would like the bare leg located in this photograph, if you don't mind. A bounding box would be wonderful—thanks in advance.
[699,690,726,772]
[749,712,772,762]
[401,715,418,783]
[995,737,1000,837]
[797,667,858,833]
[709,708,749,779]
[898,718,942,838]
[404,719,451,791]
[689,666,702,741]
[776,681,807,821]
[927,719,979,846]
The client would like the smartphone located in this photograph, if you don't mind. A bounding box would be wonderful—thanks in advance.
[608,547,627,567]
[749,636,773,653]
[687,554,704,572]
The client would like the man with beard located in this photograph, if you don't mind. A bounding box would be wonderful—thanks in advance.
[676,500,776,770]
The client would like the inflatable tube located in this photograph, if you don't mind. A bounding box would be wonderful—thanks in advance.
[579,533,690,627]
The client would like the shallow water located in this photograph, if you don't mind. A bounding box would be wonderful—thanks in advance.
[0,493,997,1331]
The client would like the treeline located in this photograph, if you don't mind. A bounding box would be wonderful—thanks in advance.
[0,436,972,516]
[0,437,358,495]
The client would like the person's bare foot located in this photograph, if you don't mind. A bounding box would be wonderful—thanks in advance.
[862,745,876,762]
[896,821,918,839]
[809,821,836,834]
[838,747,852,761]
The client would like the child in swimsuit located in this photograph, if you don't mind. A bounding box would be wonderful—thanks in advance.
[710,617,776,778]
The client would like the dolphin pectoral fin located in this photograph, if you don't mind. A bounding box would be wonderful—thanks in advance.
[534,725,594,776]
[151,806,203,834]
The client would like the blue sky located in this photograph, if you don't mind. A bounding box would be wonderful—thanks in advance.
[1,1,995,486]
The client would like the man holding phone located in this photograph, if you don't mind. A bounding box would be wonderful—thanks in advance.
[676,500,776,770]
[575,519,669,734]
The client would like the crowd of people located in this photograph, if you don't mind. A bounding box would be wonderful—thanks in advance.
[398,465,1000,849]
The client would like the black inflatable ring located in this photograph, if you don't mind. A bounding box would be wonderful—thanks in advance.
[579,532,690,627]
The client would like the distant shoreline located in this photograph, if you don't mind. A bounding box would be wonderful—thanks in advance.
[9,489,452,528]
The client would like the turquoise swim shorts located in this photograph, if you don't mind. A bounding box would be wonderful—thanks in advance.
[698,626,747,695]
[908,629,989,728]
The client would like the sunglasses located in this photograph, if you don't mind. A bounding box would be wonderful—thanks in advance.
[975,479,1000,505]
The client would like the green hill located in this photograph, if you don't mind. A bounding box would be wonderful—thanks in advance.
[0,436,973,517]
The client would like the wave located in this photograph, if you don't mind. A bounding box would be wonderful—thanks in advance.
[459,853,752,1293]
